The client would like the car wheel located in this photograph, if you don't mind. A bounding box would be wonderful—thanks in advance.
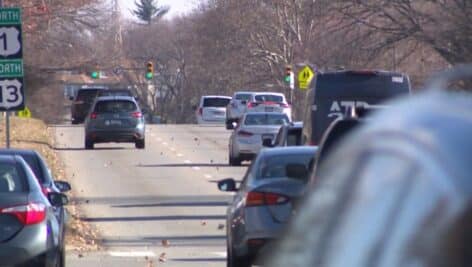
[85,138,94,150]
[135,139,145,149]
[227,245,251,267]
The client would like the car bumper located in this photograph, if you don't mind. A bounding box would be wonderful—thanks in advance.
[197,116,226,124]
[0,223,49,265]
[86,128,145,143]
[233,139,263,155]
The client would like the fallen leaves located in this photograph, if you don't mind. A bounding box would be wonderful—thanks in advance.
[161,239,170,247]
[201,221,207,226]
[218,223,225,230]
[159,252,167,262]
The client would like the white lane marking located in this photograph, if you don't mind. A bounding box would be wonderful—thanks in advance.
[210,251,227,257]
[192,167,201,171]
[184,160,192,164]
[170,147,176,151]
[204,174,212,179]
[109,251,156,257]
[162,142,168,146]
[177,153,184,157]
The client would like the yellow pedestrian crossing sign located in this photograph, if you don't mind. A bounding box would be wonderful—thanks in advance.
[18,106,31,118]
[298,66,315,90]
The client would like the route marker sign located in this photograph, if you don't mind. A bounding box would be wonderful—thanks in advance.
[0,7,24,111]
[298,65,314,90]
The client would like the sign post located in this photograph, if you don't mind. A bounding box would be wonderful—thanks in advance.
[0,7,24,148]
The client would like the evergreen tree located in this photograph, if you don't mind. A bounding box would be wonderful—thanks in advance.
[132,0,169,25]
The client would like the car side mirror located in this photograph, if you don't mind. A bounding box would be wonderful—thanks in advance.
[48,192,69,207]
[286,163,309,180]
[217,178,238,192]
[54,181,71,193]
[262,138,273,147]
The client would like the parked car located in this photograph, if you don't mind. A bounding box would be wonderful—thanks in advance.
[226,91,256,129]
[267,89,472,266]
[302,70,411,145]
[264,121,303,147]
[195,95,232,124]
[0,155,69,266]
[228,112,290,166]
[245,92,292,120]
[84,96,146,149]
[70,86,108,124]
[218,146,318,267]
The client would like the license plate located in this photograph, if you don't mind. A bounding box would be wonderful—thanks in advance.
[106,119,122,126]
[265,107,274,112]
[213,111,225,115]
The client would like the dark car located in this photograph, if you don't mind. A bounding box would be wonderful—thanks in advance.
[70,87,108,124]
[265,121,303,147]
[0,155,68,266]
[84,96,146,149]
[97,88,136,98]
[267,89,472,267]
[218,146,317,267]
[302,70,411,146]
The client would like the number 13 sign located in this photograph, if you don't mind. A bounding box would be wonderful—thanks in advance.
[0,8,24,111]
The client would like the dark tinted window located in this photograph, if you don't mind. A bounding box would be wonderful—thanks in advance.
[244,113,289,125]
[203,97,231,107]
[0,162,26,193]
[255,94,284,102]
[286,128,302,146]
[94,100,137,113]
[18,154,43,183]
[76,89,101,102]
[257,153,314,181]
[235,94,251,101]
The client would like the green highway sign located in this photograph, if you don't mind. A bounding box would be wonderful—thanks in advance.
[0,8,21,25]
[0,59,23,77]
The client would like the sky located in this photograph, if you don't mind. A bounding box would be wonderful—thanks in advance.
[119,0,200,20]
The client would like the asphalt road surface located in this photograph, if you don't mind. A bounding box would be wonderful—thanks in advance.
[53,124,247,267]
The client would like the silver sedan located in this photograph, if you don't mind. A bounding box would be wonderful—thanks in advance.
[228,112,290,166]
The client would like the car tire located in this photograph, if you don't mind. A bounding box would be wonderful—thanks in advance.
[85,138,94,150]
[227,246,251,267]
[135,139,145,149]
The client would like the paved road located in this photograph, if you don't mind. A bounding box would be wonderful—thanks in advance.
[53,124,247,267]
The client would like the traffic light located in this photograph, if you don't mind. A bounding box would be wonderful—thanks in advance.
[284,65,292,83]
[91,71,100,79]
[146,61,154,80]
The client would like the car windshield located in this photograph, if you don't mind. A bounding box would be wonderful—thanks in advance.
[0,162,26,193]
[94,100,137,113]
[255,94,284,102]
[257,153,314,181]
[76,89,101,102]
[244,114,289,125]
[203,97,231,107]
[235,94,251,101]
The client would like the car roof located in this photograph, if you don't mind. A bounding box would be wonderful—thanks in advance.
[243,112,288,117]
[95,96,137,101]
[0,154,21,164]
[319,69,407,77]
[0,148,36,156]
[201,95,232,99]
[260,146,317,157]
[253,92,284,96]
[356,91,472,192]
[234,91,256,95]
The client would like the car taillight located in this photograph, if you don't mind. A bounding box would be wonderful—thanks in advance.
[237,130,253,137]
[245,192,289,206]
[90,112,98,119]
[131,111,142,118]
[247,102,258,108]
[279,103,290,108]
[1,203,47,225]
[41,186,53,196]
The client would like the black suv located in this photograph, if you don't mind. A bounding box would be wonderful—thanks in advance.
[70,87,108,124]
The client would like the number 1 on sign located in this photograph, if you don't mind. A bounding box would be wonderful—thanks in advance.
[0,32,6,50]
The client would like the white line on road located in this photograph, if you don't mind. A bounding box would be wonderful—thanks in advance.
[210,251,227,257]
[170,147,176,151]
[162,142,168,146]
[204,174,213,179]
[177,153,184,157]
[192,166,201,171]
[109,251,156,257]
[184,160,192,164]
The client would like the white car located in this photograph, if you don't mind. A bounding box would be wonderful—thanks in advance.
[225,91,255,129]
[195,95,232,124]
[228,112,290,166]
[245,92,292,120]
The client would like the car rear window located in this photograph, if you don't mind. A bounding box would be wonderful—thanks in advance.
[17,154,44,183]
[203,97,231,107]
[76,89,102,102]
[255,94,284,102]
[94,100,137,113]
[235,94,251,101]
[257,153,314,181]
[244,113,289,125]
[0,162,26,193]
[287,128,302,146]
